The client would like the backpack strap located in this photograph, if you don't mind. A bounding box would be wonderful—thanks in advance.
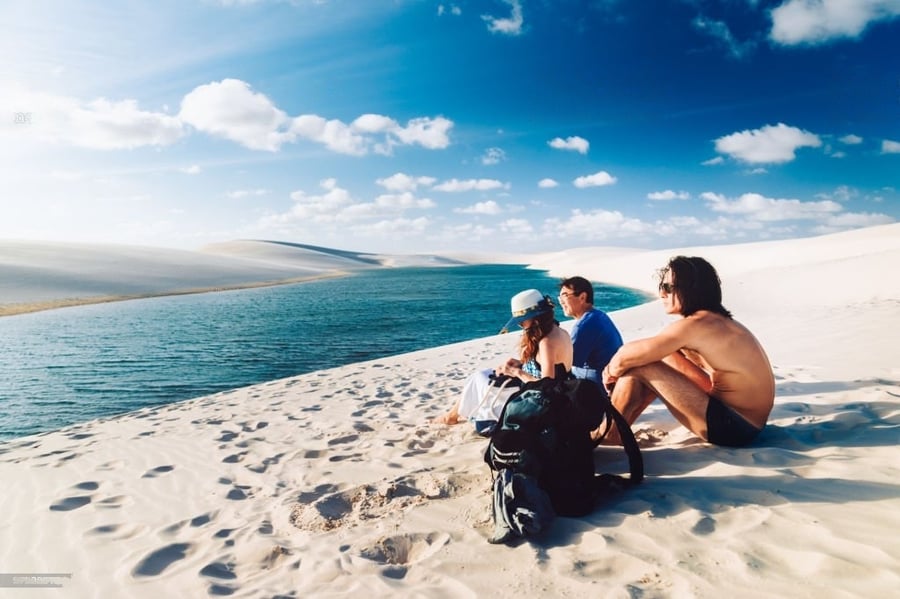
[605,402,644,484]
[591,402,644,498]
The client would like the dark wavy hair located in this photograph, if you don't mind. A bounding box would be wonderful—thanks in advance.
[519,309,558,362]
[658,256,732,318]
[558,276,594,304]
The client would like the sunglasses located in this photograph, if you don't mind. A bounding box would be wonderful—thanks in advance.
[659,282,676,294]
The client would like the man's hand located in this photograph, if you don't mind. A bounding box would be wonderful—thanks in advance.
[602,365,618,392]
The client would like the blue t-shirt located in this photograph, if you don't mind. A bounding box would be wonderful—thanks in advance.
[570,308,623,382]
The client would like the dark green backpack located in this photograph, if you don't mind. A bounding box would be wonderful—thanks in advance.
[484,367,643,544]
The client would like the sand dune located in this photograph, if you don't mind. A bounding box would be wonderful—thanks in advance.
[0,239,479,316]
[0,224,898,597]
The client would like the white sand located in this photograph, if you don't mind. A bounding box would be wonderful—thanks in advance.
[0,239,479,316]
[1,223,898,597]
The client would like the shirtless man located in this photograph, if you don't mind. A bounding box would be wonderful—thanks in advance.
[597,256,774,447]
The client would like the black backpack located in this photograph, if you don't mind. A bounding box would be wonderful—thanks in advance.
[483,365,643,544]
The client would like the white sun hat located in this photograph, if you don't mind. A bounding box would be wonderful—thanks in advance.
[499,289,554,333]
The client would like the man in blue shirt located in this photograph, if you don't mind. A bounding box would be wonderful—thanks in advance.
[557,276,623,383]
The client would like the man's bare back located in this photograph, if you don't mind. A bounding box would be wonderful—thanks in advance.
[665,311,774,428]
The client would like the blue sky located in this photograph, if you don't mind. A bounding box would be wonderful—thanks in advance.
[2,0,898,254]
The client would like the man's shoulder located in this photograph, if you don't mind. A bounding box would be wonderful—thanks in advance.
[582,307,609,320]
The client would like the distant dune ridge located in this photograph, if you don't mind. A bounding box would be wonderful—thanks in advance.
[0,223,898,597]
[0,239,480,316]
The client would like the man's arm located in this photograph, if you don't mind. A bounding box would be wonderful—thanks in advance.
[662,350,713,393]
[606,318,695,378]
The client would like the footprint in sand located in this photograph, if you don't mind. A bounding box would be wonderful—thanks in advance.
[96,460,125,471]
[84,522,147,540]
[95,495,133,509]
[691,515,717,535]
[49,495,92,511]
[141,465,175,478]
[132,542,193,577]
[328,434,360,446]
[349,532,451,578]
[289,471,483,532]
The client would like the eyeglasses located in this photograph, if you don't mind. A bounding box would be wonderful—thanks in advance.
[659,282,676,294]
[558,291,580,299]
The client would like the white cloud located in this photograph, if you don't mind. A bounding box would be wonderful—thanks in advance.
[391,116,453,150]
[180,79,293,152]
[481,147,506,165]
[456,200,502,215]
[372,192,436,210]
[290,114,369,155]
[546,209,649,239]
[499,218,533,235]
[882,139,900,154]
[548,136,589,154]
[573,171,617,188]
[701,191,842,220]
[840,133,863,145]
[6,85,184,150]
[180,79,453,154]
[770,0,900,45]
[715,123,821,164]
[483,0,524,35]
[702,156,725,166]
[647,190,690,201]
[259,179,435,234]
[538,178,559,188]
[814,212,895,229]
[432,178,509,192]
[376,173,437,192]
[275,180,355,224]
[180,165,201,175]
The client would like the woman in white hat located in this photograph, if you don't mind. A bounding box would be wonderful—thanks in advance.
[433,289,573,430]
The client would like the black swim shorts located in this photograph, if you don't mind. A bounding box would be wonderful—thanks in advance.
[705,396,762,447]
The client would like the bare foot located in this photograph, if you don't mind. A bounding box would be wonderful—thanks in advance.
[431,411,462,425]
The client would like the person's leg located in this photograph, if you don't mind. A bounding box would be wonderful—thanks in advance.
[593,376,655,445]
[602,361,712,444]
[432,368,492,425]
[432,399,462,425]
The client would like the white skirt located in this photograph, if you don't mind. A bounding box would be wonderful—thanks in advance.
[457,368,517,423]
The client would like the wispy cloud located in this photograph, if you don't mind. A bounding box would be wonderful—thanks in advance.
[481,147,507,165]
[882,139,900,154]
[227,188,269,199]
[432,178,509,192]
[648,190,690,201]
[456,200,502,215]
[538,178,559,188]
[701,191,841,221]
[482,0,524,35]
[693,16,757,59]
